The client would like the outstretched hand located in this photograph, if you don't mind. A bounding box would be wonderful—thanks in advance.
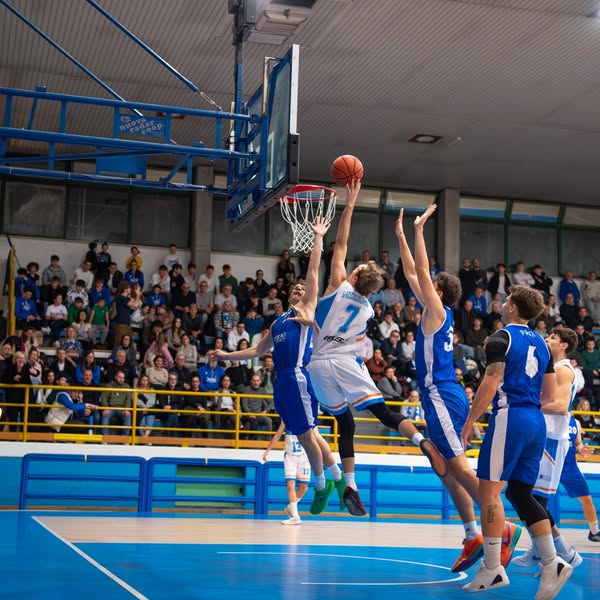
[415,204,437,230]
[310,216,331,238]
[288,303,315,326]
[395,208,406,240]
[207,350,226,361]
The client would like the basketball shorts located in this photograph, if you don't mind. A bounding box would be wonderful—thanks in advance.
[478,406,546,484]
[308,355,384,415]
[533,437,570,498]
[420,382,469,460]
[273,367,319,436]
[284,452,311,482]
[559,451,590,498]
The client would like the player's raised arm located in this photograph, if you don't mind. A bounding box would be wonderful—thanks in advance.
[325,178,361,295]
[395,208,424,305]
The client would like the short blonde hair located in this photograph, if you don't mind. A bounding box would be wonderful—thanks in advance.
[354,261,385,297]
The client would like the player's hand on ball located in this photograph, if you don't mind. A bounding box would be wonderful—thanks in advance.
[414,204,437,229]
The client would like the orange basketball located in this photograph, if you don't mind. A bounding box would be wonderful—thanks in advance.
[331,155,364,186]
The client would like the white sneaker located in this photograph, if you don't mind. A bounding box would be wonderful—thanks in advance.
[41,326,51,334]
[534,556,572,600]
[463,561,510,593]
[281,516,301,525]
[558,547,583,568]
[511,547,541,567]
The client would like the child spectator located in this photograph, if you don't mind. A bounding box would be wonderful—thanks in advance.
[89,297,109,347]
[66,280,89,309]
[126,246,143,270]
[42,255,67,286]
[67,297,86,325]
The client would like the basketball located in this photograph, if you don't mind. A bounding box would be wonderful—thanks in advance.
[331,155,364,186]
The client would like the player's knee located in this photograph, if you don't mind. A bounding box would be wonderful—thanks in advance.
[506,480,548,528]
[335,410,355,459]
[368,402,404,430]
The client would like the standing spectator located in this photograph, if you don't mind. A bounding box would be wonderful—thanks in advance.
[1,352,31,431]
[253,269,270,298]
[113,282,139,348]
[531,264,553,301]
[97,242,112,280]
[164,244,183,270]
[126,246,143,271]
[581,271,600,325]
[73,260,95,291]
[100,369,133,436]
[105,262,123,297]
[277,250,296,286]
[378,250,394,282]
[89,296,109,347]
[42,255,68,286]
[458,258,478,304]
[169,263,185,294]
[218,264,238,294]
[487,263,511,303]
[559,270,581,305]
[512,260,534,287]
[470,258,488,291]
[84,242,99,274]
[195,280,214,325]
[580,338,600,409]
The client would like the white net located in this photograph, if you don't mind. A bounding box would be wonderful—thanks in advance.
[279,185,337,253]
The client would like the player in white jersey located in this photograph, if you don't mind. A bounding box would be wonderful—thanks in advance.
[309,179,447,517]
[512,326,583,569]
[263,421,311,525]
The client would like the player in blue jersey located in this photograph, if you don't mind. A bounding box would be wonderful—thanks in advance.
[512,326,583,568]
[396,204,520,573]
[462,286,572,598]
[560,416,599,541]
[210,218,345,515]
[309,179,447,517]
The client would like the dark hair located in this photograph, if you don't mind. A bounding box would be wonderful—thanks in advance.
[88,242,97,250]
[435,272,462,307]
[75,279,86,287]
[51,255,60,261]
[550,326,578,355]
[508,285,544,321]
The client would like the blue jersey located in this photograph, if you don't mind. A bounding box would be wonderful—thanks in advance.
[565,416,578,463]
[415,306,456,389]
[271,309,312,370]
[493,324,551,411]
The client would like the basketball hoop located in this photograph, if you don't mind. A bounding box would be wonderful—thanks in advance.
[279,185,337,253]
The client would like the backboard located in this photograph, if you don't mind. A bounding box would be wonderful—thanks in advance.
[226,44,299,229]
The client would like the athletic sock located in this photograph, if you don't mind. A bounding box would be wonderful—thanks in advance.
[553,533,571,555]
[483,536,502,569]
[288,501,299,518]
[314,472,326,490]
[589,520,599,535]
[411,432,424,445]
[464,521,480,540]
[535,533,557,564]
[345,472,357,490]
[326,462,342,481]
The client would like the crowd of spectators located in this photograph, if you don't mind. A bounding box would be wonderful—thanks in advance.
[2,243,600,444]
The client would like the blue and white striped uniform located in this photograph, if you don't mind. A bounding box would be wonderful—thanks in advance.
[283,431,311,482]
[270,308,319,436]
[534,358,576,498]
[415,307,469,460]
[477,325,552,484]
[559,417,590,498]
[309,281,384,414]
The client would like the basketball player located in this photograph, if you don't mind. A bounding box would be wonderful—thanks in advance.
[263,421,310,525]
[308,179,448,518]
[560,416,600,542]
[396,204,520,572]
[210,218,345,515]
[462,287,572,597]
[511,326,583,568]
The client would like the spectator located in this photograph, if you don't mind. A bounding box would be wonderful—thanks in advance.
[145,284,167,308]
[45,387,97,433]
[105,349,138,387]
[458,258,478,304]
[97,242,112,280]
[580,338,600,409]
[264,302,284,329]
[124,260,144,289]
[110,333,138,373]
[73,309,93,347]
[240,373,272,433]
[487,263,511,303]
[212,374,237,433]
[126,246,143,271]
[166,316,184,357]
[531,264,553,301]
[534,304,556,334]
[195,280,215,326]
[198,355,225,393]
[60,326,83,362]
[42,255,68,286]
[464,317,488,366]
[66,280,89,309]
[100,369,133,436]
[156,372,184,434]
[378,311,400,340]
[582,271,600,325]
[559,270,581,305]
[236,278,256,317]
[73,260,94,291]
[547,294,562,324]
[484,300,503,332]
[254,269,270,298]
[468,287,487,318]
[378,250,394,281]
[383,278,404,310]
[45,293,68,343]
[512,260,534,287]
[377,365,404,400]
[182,304,205,350]
[198,264,219,294]
[227,322,250,352]
[113,281,140,348]
[454,298,475,337]
[219,264,238,295]
[74,350,101,385]
[393,260,412,303]
[164,244,183,270]
[179,373,208,437]
[84,242,99,274]
[147,355,169,388]
[574,398,597,441]
[171,281,196,317]
[89,278,112,308]
[40,276,68,311]
[150,265,170,294]
[261,287,280,316]
[366,348,388,384]
[576,306,594,333]
[214,300,239,341]
[226,357,254,391]
[429,257,441,279]
[1,352,31,430]
[559,292,578,329]
[243,307,265,340]
[105,262,123,297]
[184,262,198,291]
[136,374,156,438]
[368,283,385,308]
[144,321,174,370]
[400,330,416,363]
[169,352,193,390]
[390,301,405,329]
[179,334,198,371]
[50,347,75,381]
[277,249,296,286]
[470,258,488,291]
[402,295,421,327]
[256,354,275,393]
[273,277,289,310]
[15,287,43,331]
[400,389,424,430]
[169,263,185,294]
[533,319,549,339]
[89,297,109,347]
[380,330,403,367]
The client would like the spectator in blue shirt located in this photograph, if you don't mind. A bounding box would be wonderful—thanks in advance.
[124,261,145,289]
[89,278,112,308]
[198,355,226,392]
[559,270,581,305]
[468,286,487,318]
[145,284,167,308]
[15,288,44,330]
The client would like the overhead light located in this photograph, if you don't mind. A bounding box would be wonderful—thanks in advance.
[409,134,443,144]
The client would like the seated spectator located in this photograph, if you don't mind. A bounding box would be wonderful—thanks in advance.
[126,246,143,271]
[26,347,43,387]
[547,294,562,323]
[227,322,250,352]
[211,374,237,433]
[100,369,133,436]
[226,354,254,391]
[155,303,173,332]
[198,264,218,294]
[195,280,215,325]
[559,270,581,304]
[182,305,205,350]
[169,263,185,294]
[45,387,97,433]
[179,373,208,437]
[582,271,600,325]
[383,278,404,310]
[402,295,421,326]
[429,257,441,279]
[470,258,488,291]
[215,284,238,312]
[42,255,67,286]
[214,300,239,341]
[487,263,511,303]
[150,265,170,294]
[240,373,272,434]
[50,347,75,381]
[166,317,185,357]
[378,311,400,340]
[468,287,487,318]
[236,277,257,316]
[73,260,94,291]
[40,276,68,312]
[144,321,174,370]
[401,389,424,431]
[67,297,86,325]
[380,330,403,368]
[400,330,416,363]
[512,261,534,287]
[89,278,112,308]
[135,373,156,438]
[171,281,196,318]
[261,287,280,316]
[105,349,138,387]
[89,296,109,347]
[273,277,289,310]
[464,317,488,365]
[454,298,475,337]
[277,249,296,286]
[79,368,102,425]
[146,355,169,388]
[574,398,597,441]
[15,287,44,331]
[73,309,93,348]
[145,284,167,308]
[179,333,198,371]
[212,337,230,368]
[264,302,284,329]
[559,292,578,329]
[366,348,388,384]
[533,319,549,339]
[198,355,225,392]
[169,352,193,390]
[155,372,184,434]
[74,350,101,385]
[45,293,68,343]
[243,307,265,339]
[105,262,123,296]
[368,284,385,308]
[390,301,405,329]
[377,366,405,404]
[31,370,57,429]
[256,354,275,394]
[484,300,503,332]
[124,261,144,289]
[60,326,84,362]
[576,306,594,333]
[66,280,89,310]
[253,269,270,298]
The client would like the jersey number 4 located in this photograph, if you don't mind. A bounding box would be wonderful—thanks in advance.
[338,305,360,334]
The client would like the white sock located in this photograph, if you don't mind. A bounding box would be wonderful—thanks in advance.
[345,472,357,490]
[288,501,299,518]
[314,472,326,490]
[535,533,557,564]
[553,533,571,555]
[483,536,502,569]
[412,432,424,446]
[464,521,480,540]
[326,462,342,481]
[589,520,599,535]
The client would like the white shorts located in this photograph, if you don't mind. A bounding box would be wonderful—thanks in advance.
[308,355,384,415]
[284,452,311,482]
[533,437,569,498]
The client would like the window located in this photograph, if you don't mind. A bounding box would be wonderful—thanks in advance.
[131,192,191,247]
[510,202,559,223]
[4,181,65,237]
[212,198,265,254]
[327,210,380,264]
[384,191,436,211]
[381,212,436,264]
[563,206,600,227]
[508,225,557,274]
[460,221,504,272]
[268,205,298,255]
[561,229,600,276]
[460,196,506,219]
[66,187,128,243]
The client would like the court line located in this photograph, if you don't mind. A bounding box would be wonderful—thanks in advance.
[218,551,468,585]
[32,516,149,600]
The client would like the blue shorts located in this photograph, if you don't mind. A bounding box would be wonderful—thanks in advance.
[477,406,546,484]
[560,451,590,498]
[421,382,469,460]
[273,367,319,436]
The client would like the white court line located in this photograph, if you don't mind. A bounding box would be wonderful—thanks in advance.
[32,516,149,600]
[218,551,468,586]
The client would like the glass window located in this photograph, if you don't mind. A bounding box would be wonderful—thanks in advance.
[4,181,65,237]
[212,198,265,254]
[326,210,380,265]
[510,202,560,223]
[268,205,298,255]
[460,221,504,272]
[384,191,436,211]
[381,212,436,265]
[131,192,191,247]
[332,185,382,208]
[561,229,600,276]
[508,225,557,274]
[563,206,600,227]
[460,196,506,219]
[66,187,128,243]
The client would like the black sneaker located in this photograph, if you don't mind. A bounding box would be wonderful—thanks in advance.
[343,486,367,516]
[589,531,600,542]
[420,438,448,477]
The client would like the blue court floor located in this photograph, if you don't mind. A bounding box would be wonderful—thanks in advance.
[1,512,598,599]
